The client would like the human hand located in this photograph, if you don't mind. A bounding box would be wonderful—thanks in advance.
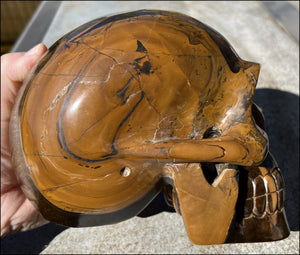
[1,43,48,236]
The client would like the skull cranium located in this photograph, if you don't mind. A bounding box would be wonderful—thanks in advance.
[10,10,289,244]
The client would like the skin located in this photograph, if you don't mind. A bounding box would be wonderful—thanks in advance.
[1,43,48,237]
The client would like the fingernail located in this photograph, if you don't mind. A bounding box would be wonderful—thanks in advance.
[25,43,42,56]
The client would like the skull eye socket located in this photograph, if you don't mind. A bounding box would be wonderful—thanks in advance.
[203,126,221,139]
[251,103,265,130]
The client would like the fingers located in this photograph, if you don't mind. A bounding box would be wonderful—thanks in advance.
[1,189,48,237]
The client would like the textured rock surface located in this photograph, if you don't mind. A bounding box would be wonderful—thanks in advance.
[40,213,299,254]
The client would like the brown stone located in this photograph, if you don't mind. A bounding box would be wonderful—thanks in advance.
[10,10,289,244]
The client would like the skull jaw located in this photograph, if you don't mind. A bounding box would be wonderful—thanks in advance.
[226,209,290,243]
[225,153,290,243]
[165,152,290,245]
[164,163,239,245]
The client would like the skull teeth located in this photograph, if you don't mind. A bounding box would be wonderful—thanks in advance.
[244,168,285,218]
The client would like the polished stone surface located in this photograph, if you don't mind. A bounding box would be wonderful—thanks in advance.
[1,1,299,254]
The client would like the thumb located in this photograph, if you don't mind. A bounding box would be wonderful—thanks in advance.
[2,43,48,83]
[1,43,47,116]
[1,43,48,152]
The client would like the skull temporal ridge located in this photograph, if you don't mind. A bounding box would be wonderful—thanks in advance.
[10,10,290,244]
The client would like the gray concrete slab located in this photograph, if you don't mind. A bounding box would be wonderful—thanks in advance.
[1,1,299,254]
[10,1,62,53]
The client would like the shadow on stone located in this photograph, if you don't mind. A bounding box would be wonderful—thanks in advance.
[0,223,68,254]
[254,88,299,231]
[1,89,298,255]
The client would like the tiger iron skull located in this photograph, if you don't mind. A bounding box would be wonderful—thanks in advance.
[10,10,290,244]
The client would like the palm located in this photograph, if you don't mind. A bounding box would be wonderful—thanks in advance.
[1,150,46,236]
[1,45,48,236]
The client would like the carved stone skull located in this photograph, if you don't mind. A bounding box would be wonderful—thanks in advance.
[10,10,290,244]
